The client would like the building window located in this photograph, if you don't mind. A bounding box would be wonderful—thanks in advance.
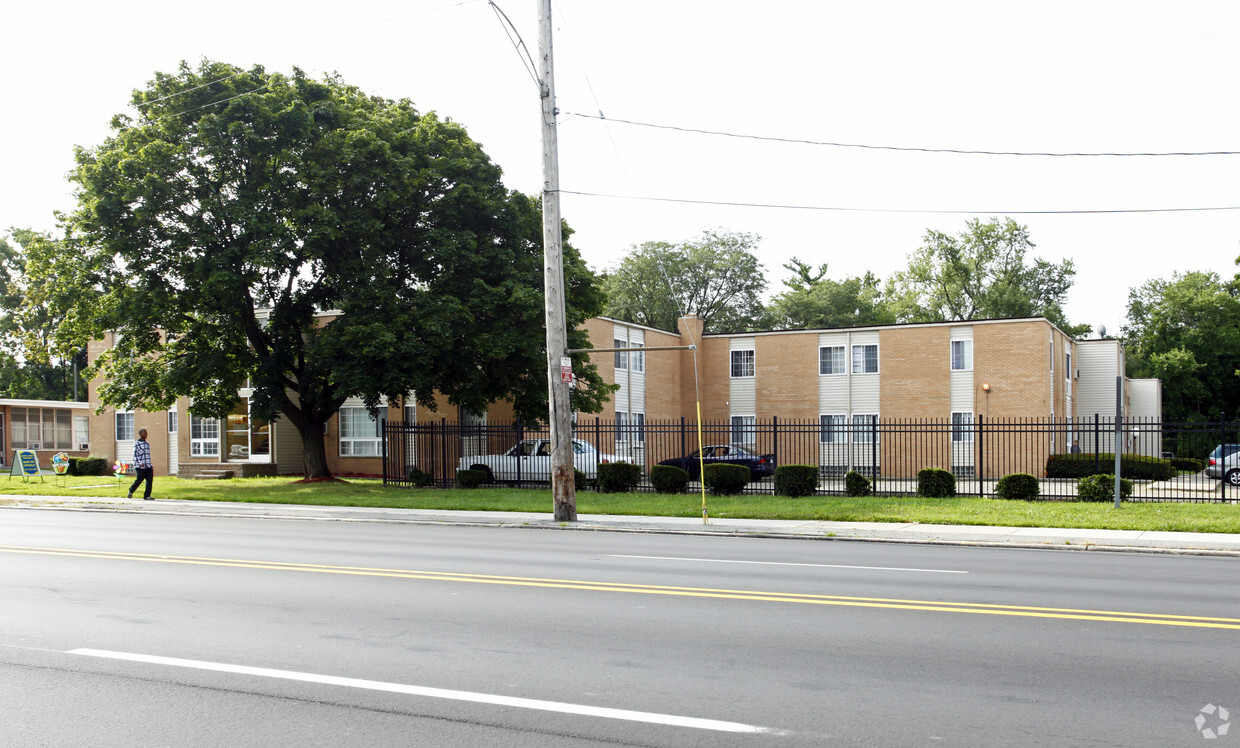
[339,407,381,456]
[852,414,878,443]
[731,415,756,445]
[12,407,77,450]
[168,410,179,434]
[615,411,645,443]
[190,414,220,456]
[819,414,847,443]
[731,349,755,378]
[1065,352,1073,381]
[951,340,973,371]
[74,415,89,447]
[819,346,845,375]
[952,411,974,442]
[852,345,878,374]
[630,343,644,373]
[115,411,134,442]
[613,339,628,370]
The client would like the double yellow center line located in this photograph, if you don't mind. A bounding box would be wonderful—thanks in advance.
[5,544,1238,630]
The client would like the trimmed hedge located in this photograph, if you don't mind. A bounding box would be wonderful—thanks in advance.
[575,469,586,492]
[917,468,956,498]
[456,469,488,489]
[650,464,690,494]
[774,465,818,498]
[844,470,872,497]
[704,463,749,495]
[1046,453,1174,481]
[995,473,1039,500]
[1172,457,1206,472]
[70,456,109,476]
[1077,473,1133,502]
[598,462,642,493]
[406,467,434,487]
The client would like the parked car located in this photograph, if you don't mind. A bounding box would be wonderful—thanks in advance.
[458,438,622,483]
[657,444,776,481]
[1205,444,1240,485]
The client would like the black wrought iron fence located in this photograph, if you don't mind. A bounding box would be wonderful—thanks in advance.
[382,416,1240,502]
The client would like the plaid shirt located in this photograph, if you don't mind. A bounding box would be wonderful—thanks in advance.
[132,439,152,469]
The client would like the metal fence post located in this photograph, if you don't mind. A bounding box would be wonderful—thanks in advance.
[977,413,984,498]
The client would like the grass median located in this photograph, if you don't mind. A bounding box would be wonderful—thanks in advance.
[3,474,1240,534]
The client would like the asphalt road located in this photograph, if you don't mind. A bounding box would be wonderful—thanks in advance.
[1,509,1238,746]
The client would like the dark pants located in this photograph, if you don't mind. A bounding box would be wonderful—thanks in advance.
[129,467,153,498]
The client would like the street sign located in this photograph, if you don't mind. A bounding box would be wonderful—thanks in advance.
[560,356,572,384]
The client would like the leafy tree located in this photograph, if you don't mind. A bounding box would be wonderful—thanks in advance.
[602,229,767,333]
[41,59,609,478]
[767,258,895,329]
[0,230,86,400]
[887,217,1086,335]
[1123,270,1240,421]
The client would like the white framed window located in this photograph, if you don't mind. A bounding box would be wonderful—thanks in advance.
[12,408,32,448]
[74,415,90,446]
[339,407,381,456]
[819,346,845,375]
[615,411,646,443]
[613,339,628,370]
[819,414,847,443]
[951,411,974,442]
[630,342,644,373]
[852,345,878,374]
[731,415,756,445]
[168,409,179,434]
[190,414,220,456]
[13,407,76,449]
[731,349,755,378]
[115,411,134,442]
[951,340,973,371]
[1065,351,1073,381]
[852,413,878,443]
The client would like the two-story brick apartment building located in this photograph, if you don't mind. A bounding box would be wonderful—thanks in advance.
[85,315,1156,479]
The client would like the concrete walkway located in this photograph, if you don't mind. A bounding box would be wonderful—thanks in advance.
[5,493,1240,556]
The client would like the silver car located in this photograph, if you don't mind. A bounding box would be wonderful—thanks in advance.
[1205,444,1240,485]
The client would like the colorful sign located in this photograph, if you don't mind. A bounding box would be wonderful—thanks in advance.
[51,452,70,475]
[560,356,573,384]
[9,449,42,481]
[113,461,131,478]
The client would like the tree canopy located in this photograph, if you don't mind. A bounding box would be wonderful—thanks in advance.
[766,258,895,330]
[1123,270,1240,421]
[601,229,767,334]
[41,59,608,477]
[886,217,1085,335]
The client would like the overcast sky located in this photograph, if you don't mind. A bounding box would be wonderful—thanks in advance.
[4,1,1238,337]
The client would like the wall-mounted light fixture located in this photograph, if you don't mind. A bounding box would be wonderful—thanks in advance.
[982,383,991,392]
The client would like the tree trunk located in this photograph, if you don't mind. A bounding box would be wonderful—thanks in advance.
[298,421,333,479]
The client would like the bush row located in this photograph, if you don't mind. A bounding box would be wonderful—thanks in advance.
[1046,453,1174,481]
[68,455,110,476]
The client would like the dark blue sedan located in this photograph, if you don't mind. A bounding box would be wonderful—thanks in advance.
[658,444,776,480]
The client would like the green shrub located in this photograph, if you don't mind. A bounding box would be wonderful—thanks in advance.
[1077,473,1133,502]
[1046,453,1174,480]
[406,468,434,487]
[72,455,109,476]
[650,464,690,494]
[995,473,1039,500]
[456,469,487,489]
[598,462,642,493]
[774,465,818,498]
[1172,457,1206,472]
[704,463,749,496]
[917,468,956,498]
[574,469,586,492]
[844,470,872,497]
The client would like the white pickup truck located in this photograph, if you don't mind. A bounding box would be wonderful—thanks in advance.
[458,438,623,482]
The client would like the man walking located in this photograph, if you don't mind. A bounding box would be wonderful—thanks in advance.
[128,428,154,500]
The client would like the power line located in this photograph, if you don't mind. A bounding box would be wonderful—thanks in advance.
[560,112,1240,158]
[556,190,1240,215]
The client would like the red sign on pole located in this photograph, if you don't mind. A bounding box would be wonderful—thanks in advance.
[560,357,573,384]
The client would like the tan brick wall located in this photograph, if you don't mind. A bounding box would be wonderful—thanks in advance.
[974,321,1051,419]
[643,326,682,422]
[879,326,952,476]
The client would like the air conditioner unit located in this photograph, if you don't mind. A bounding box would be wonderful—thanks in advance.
[79,443,90,451]
[29,442,41,450]
[1074,368,1081,379]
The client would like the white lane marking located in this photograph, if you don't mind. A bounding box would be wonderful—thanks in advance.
[608,554,967,574]
[69,649,780,735]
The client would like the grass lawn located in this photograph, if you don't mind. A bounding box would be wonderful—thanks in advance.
[4,474,1240,534]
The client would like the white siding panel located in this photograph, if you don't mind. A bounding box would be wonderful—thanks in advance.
[273,416,305,475]
[950,372,974,412]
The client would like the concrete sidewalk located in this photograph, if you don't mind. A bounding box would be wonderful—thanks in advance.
[6,493,1240,555]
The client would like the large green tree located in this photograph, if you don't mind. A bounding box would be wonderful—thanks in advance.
[601,229,767,333]
[887,217,1086,335]
[1123,270,1240,421]
[40,59,608,478]
[766,258,895,330]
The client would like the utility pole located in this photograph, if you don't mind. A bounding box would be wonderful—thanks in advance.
[538,0,576,521]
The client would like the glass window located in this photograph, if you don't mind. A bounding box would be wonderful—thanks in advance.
[74,415,90,446]
[55,410,71,448]
[731,349,755,378]
[613,339,628,370]
[951,340,973,371]
[615,412,646,443]
[190,414,220,456]
[630,343,644,373]
[852,345,878,374]
[12,408,27,448]
[1065,352,1073,380]
[852,414,878,443]
[731,415,756,445]
[115,411,134,442]
[952,411,974,442]
[339,407,381,456]
[168,410,178,434]
[819,346,845,375]
[819,414,846,443]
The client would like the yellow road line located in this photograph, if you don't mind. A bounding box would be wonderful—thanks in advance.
[4,544,1238,630]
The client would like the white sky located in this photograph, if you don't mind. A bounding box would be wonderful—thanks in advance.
[4,0,1239,338]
